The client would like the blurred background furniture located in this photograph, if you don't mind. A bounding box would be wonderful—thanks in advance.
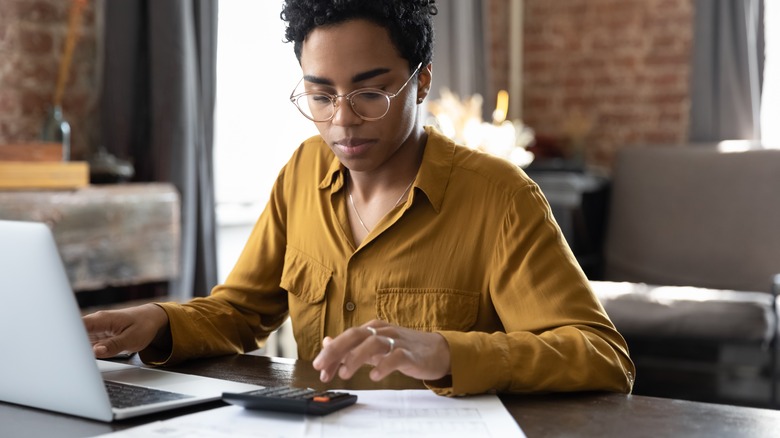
[591,146,780,408]
[0,183,180,308]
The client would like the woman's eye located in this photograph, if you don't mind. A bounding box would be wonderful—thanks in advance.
[310,94,332,104]
[355,91,384,100]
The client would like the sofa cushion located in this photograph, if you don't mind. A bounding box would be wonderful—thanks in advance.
[591,281,777,344]
[603,147,780,293]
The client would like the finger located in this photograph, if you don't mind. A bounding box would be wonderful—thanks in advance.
[313,327,367,370]
[93,332,133,358]
[92,344,110,357]
[337,334,395,380]
[93,342,117,358]
[83,311,132,344]
[93,339,121,358]
[82,310,113,333]
[314,332,366,382]
[314,337,339,382]
[312,336,336,371]
[314,326,382,381]
[369,345,405,381]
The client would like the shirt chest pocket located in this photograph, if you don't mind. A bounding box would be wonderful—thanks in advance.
[280,248,331,358]
[376,288,480,331]
[280,248,331,304]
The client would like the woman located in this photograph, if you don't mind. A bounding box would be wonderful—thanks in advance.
[85,0,634,396]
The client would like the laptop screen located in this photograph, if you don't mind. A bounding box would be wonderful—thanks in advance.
[0,220,114,420]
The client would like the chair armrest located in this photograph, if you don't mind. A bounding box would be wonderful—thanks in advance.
[773,274,780,299]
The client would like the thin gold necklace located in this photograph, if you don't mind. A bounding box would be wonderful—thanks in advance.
[348,175,415,234]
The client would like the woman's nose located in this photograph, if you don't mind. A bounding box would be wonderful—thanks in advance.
[330,96,363,126]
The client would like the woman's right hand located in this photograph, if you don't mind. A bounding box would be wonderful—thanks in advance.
[82,303,171,358]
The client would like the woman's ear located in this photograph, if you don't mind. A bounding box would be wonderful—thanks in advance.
[416,63,433,104]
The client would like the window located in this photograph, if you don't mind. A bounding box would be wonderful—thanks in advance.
[761,1,779,147]
[215,0,317,280]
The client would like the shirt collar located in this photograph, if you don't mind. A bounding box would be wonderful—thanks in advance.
[318,125,455,213]
[414,125,454,213]
[319,148,346,192]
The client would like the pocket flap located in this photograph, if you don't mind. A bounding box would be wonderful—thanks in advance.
[376,288,480,331]
[280,247,331,304]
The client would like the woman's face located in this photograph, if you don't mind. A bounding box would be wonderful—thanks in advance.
[298,19,431,174]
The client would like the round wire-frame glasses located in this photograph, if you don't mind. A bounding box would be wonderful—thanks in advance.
[289,63,423,122]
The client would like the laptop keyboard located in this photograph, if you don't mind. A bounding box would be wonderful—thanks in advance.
[104,380,194,409]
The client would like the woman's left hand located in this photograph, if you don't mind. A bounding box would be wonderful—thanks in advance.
[312,319,451,382]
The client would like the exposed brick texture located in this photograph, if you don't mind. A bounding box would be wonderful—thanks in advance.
[1,0,693,170]
[487,0,694,170]
[0,0,99,160]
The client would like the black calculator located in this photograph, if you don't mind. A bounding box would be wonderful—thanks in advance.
[222,387,358,416]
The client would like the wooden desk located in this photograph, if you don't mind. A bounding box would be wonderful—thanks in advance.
[2,354,780,438]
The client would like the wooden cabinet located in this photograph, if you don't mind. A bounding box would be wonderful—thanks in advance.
[0,183,180,292]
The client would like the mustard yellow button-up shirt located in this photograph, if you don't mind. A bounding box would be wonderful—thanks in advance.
[147,126,635,396]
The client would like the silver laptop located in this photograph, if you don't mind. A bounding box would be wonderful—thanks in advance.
[0,219,263,422]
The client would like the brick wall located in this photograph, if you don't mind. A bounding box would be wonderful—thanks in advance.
[487,0,694,170]
[0,0,693,169]
[0,0,99,160]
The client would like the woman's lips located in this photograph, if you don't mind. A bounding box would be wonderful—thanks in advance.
[334,138,376,156]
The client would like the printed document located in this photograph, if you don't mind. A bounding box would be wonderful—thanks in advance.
[96,389,526,437]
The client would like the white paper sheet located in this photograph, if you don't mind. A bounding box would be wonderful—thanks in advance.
[95,390,525,438]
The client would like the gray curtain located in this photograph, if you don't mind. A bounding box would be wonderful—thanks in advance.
[101,0,218,300]
[430,0,492,121]
[689,0,765,142]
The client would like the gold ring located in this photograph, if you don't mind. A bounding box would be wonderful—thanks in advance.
[386,337,395,354]
[366,326,377,336]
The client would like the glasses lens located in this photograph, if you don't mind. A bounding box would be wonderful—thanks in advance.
[293,90,392,122]
[351,91,391,120]
[295,93,334,122]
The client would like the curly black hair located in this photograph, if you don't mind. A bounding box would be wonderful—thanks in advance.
[280,0,438,72]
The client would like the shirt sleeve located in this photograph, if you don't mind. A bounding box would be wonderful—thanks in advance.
[140,171,291,366]
[426,182,635,396]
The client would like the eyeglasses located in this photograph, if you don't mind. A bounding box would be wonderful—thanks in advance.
[289,63,422,122]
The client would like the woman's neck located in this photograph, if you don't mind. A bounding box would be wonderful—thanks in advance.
[348,128,427,198]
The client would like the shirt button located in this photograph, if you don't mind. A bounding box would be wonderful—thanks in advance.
[345,302,356,312]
